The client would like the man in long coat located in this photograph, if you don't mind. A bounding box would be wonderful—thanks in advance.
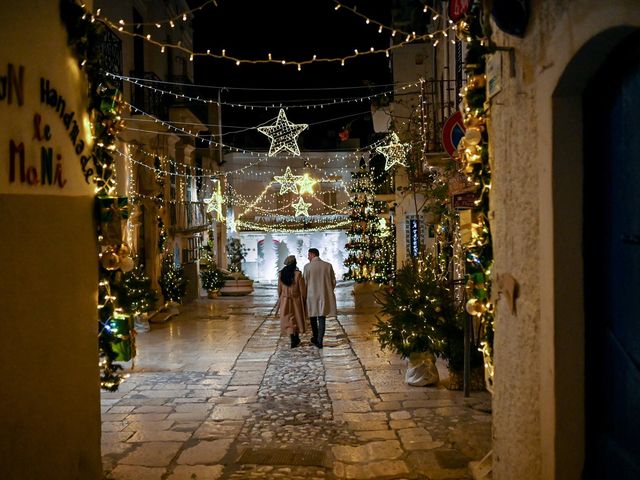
[303,248,337,348]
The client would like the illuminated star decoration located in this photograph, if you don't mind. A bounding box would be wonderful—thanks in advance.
[257,108,308,156]
[274,166,302,195]
[292,197,311,217]
[204,192,224,220]
[296,173,317,195]
[376,132,410,170]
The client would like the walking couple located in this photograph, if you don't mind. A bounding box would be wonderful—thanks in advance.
[277,248,337,349]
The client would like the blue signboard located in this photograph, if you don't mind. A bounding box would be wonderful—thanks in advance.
[410,219,420,257]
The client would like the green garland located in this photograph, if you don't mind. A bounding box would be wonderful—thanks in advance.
[60,0,128,391]
[457,2,495,387]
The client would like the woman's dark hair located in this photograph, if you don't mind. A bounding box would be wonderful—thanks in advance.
[280,263,297,286]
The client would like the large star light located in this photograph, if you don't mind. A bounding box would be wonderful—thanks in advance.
[296,173,317,195]
[292,197,311,216]
[273,166,302,195]
[376,132,410,170]
[258,108,308,156]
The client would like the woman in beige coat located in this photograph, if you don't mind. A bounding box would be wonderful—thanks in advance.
[278,255,307,348]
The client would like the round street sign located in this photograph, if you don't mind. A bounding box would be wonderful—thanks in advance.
[442,111,466,159]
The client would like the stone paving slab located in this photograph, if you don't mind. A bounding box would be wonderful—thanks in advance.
[102,287,492,479]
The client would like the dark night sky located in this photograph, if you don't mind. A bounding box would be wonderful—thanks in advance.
[188,0,395,151]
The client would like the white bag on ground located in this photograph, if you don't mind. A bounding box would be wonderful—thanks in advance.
[405,351,439,386]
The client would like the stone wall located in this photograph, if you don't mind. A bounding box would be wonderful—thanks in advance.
[0,1,102,478]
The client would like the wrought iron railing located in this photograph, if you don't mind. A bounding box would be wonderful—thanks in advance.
[174,201,209,232]
[422,79,459,153]
[130,71,168,119]
[168,75,208,125]
[100,29,123,89]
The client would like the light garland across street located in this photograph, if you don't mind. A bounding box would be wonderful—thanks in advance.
[92,7,456,69]
[106,72,419,110]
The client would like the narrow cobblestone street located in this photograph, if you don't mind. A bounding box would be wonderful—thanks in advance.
[102,285,491,480]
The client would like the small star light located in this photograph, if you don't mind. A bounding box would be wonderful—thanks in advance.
[292,196,311,216]
[273,167,302,195]
[274,166,302,195]
[258,108,308,156]
[204,192,224,220]
[296,173,316,195]
[376,132,410,170]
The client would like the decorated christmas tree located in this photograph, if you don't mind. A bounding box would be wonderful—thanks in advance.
[159,253,188,303]
[115,265,158,315]
[374,255,453,359]
[343,165,395,284]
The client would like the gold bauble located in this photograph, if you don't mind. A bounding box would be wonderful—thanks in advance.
[101,249,121,271]
[465,127,482,146]
[466,298,486,316]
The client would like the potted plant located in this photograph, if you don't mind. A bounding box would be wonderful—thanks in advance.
[200,261,226,298]
[374,256,452,386]
[158,253,188,305]
[374,254,485,390]
[220,238,254,296]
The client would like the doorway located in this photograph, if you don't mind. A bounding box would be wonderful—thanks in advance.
[583,31,640,478]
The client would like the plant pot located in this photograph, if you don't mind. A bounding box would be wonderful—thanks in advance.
[207,289,220,298]
[220,278,254,296]
[405,351,439,386]
[447,366,486,391]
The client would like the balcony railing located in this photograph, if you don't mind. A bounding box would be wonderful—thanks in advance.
[172,201,210,233]
[100,29,123,89]
[130,71,168,120]
[422,79,459,153]
[168,75,208,125]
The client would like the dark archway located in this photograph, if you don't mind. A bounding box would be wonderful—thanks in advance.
[552,26,639,479]
[583,31,640,479]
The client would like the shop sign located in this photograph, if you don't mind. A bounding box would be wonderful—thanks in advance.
[0,62,94,196]
[487,53,502,98]
[409,218,420,257]
[453,191,479,210]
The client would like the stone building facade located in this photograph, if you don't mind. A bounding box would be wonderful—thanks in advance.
[487,1,640,478]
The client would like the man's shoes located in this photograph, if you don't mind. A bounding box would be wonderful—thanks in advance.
[310,337,318,347]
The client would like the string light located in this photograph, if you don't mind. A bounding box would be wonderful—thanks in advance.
[235,219,351,233]
[93,7,455,69]
[112,0,217,28]
[331,1,434,40]
[124,101,391,164]
[106,72,420,110]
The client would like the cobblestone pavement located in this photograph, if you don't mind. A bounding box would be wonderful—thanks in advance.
[102,284,492,480]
